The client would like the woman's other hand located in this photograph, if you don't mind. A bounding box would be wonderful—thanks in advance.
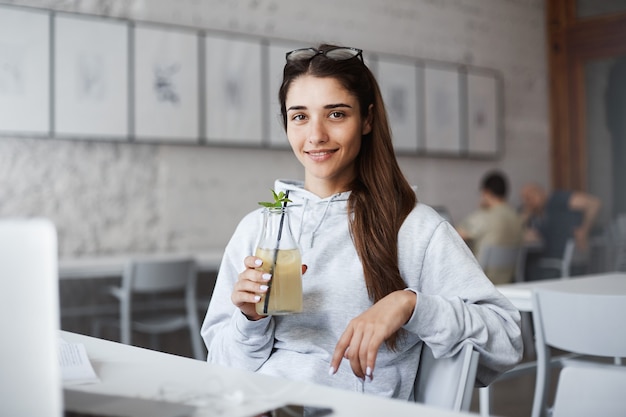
[329,290,417,380]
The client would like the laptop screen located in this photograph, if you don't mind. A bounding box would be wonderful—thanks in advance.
[0,219,62,417]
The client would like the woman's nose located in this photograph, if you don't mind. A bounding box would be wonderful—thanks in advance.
[307,118,329,144]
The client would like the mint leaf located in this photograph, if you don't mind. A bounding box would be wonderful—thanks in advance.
[258,189,292,207]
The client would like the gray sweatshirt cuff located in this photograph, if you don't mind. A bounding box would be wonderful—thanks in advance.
[233,311,273,337]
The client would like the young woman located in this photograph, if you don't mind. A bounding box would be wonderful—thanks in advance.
[201,44,522,399]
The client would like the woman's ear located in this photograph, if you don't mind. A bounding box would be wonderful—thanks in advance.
[362,104,373,135]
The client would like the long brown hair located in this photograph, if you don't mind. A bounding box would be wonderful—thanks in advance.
[279,44,417,349]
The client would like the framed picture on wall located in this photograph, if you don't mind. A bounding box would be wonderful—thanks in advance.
[266,40,307,149]
[133,24,199,143]
[376,56,420,153]
[466,71,501,157]
[204,35,263,146]
[423,66,462,155]
[0,6,50,135]
[54,13,129,138]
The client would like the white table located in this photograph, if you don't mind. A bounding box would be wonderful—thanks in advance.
[61,331,473,417]
[59,249,224,279]
[496,272,626,312]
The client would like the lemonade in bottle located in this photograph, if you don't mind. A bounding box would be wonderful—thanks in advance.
[254,204,303,315]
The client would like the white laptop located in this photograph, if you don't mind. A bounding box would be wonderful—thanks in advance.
[0,218,62,417]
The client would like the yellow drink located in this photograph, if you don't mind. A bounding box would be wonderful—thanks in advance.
[255,247,303,315]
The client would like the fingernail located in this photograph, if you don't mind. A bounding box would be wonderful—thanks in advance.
[328,366,335,376]
[262,273,271,281]
[253,295,261,302]
[259,285,269,291]
[366,367,372,377]
[254,259,263,266]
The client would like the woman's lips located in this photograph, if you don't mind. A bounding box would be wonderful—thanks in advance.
[305,149,337,162]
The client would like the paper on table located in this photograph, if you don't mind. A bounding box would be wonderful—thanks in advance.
[59,338,100,385]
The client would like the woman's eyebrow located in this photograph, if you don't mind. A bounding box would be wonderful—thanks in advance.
[287,103,353,112]
[325,103,352,109]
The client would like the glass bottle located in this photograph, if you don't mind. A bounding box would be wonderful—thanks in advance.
[254,206,302,315]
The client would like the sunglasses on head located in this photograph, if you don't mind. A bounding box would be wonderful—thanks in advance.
[285,47,364,63]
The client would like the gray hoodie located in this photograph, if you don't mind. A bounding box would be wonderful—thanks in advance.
[201,179,522,399]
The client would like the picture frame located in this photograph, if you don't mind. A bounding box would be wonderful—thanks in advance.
[376,57,421,153]
[204,35,263,146]
[423,66,462,155]
[54,13,129,138]
[133,24,200,143]
[466,71,501,157]
[266,40,307,149]
[0,5,50,136]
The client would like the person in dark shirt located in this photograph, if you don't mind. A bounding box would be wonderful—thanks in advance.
[520,183,601,277]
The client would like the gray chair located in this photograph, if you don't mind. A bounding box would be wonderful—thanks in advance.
[478,244,523,283]
[413,343,479,412]
[530,288,626,417]
[93,258,205,360]
[609,214,626,271]
[537,238,576,278]
[551,364,626,417]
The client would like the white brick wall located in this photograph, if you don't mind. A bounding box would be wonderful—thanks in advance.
[0,0,549,256]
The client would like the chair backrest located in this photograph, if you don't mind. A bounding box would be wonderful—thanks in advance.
[610,214,626,271]
[533,289,626,358]
[0,219,62,417]
[413,343,479,412]
[552,364,626,417]
[479,244,520,270]
[537,238,576,278]
[531,288,626,417]
[123,258,196,294]
[478,244,523,283]
[118,258,199,351]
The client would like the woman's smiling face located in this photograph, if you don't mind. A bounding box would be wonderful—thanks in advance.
[285,75,372,197]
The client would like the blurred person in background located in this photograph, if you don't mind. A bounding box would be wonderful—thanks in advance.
[520,183,601,278]
[457,171,523,284]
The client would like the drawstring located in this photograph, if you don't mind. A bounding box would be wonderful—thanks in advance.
[297,199,308,246]
[310,195,336,248]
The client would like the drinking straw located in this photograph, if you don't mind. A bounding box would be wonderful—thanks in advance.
[263,190,290,314]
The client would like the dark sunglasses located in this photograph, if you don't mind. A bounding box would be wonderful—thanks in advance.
[285,47,364,63]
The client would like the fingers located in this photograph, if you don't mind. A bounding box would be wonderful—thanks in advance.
[330,327,352,376]
[329,291,415,381]
[231,256,272,319]
[330,322,381,381]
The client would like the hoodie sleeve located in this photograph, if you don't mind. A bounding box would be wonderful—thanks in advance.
[200,212,276,371]
[403,220,523,387]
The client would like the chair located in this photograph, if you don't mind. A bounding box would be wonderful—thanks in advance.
[609,213,626,271]
[536,238,576,278]
[478,243,535,357]
[413,343,479,412]
[478,244,523,284]
[551,364,626,417]
[530,288,626,417]
[93,258,205,360]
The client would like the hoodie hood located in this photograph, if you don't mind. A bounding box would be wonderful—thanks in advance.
[273,179,351,205]
[273,179,351,249]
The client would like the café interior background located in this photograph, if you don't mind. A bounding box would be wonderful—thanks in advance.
[0,0,548,257]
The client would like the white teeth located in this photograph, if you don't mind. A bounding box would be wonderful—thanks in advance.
[308,151,332,156]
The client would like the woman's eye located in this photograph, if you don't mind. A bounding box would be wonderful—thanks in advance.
[329,111,344,119]
[291,114,306,121]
